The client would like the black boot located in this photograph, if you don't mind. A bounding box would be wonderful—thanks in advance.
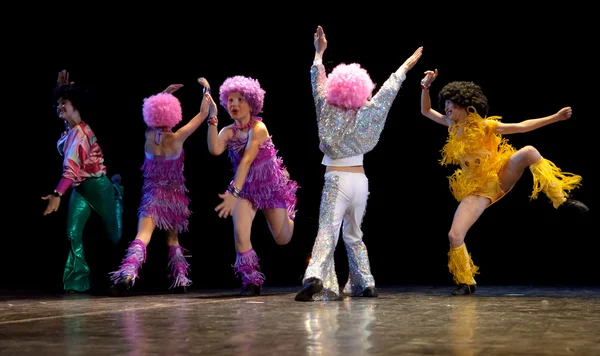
[295,277,323,301]
[108,276,133,297]
[563,199,589,213]
[451,284,477,295]
[357,287,378,298]
[241,283,261,296]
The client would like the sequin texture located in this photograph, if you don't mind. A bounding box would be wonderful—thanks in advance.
[303,174,341,301]
[343,240,375,295]
[311,64,406,159]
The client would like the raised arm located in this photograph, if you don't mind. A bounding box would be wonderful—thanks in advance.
[357,46,423,125]
[206,97,229,156]
[311,25,328,117]
[420,69,452,127]
[492,107,573,134]
[173,79,211,143]
[330,46,422,155]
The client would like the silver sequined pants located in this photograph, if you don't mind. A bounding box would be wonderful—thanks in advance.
[303,171,375,300]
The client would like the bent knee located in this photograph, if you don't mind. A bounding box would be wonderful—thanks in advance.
[274,233,292,246]
[520,145,542,164]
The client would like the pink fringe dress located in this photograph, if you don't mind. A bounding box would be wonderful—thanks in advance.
[227,117,298,219]
[138,149,191,232]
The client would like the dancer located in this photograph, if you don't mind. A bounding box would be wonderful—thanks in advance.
[109,78,215,295]
[419,68,588,295]
[42,69,124,294]
[295,25,423,301]
[207,75,298,296]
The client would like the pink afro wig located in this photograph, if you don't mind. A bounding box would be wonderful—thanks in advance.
[142,93,182,128]
[325,63,375,110]
[219,76,265,115]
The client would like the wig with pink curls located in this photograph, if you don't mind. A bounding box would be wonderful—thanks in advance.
[142,93,182,128]
[325,63,375,110]
[219,75,265,115]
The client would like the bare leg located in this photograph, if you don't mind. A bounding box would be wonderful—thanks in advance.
[233,199,258,253]
[262,208,294,245]
[166,229,179,247]
[447,195,489,294]
[448,195,490,249]
[498,145,542,193]
[135,216,157,246]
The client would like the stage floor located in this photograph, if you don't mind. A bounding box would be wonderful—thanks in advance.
[1,286,599,355]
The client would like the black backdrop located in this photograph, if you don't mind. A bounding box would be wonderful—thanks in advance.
[7,6,597,293]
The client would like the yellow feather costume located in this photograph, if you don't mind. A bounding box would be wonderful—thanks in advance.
[440,108,516,205]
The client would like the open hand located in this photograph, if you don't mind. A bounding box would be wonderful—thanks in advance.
[198,77,211,94]
[42,195,61,216]
[57,70,74,86]
[215,192,237,218]
[200,92,212,116]
[400,46,424,73]
[421,69,438,87]
[163,84,183,94]
[208,95,218,118]
[314,25,327,54]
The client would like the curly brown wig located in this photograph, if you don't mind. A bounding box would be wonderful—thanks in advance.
[53,83,89,116]
[437,81,489,117]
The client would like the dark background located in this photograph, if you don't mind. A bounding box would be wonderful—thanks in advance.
[7,6,597,294]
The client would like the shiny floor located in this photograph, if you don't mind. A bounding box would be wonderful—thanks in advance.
[1,286,599,355]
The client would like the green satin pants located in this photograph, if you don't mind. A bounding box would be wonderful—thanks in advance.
[63,175,123,292]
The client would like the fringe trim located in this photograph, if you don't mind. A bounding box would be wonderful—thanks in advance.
[167,245,192,289]
[448,243,479,285]
[138,150,191,233]
[227,137,298,217]
[529,158,582,208]
[233,249,266,287]
[109,240,147,286]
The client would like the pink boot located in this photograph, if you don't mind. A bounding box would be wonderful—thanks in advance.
[167,245,192,293]
[233,249,265,296]
[108,239,146,296]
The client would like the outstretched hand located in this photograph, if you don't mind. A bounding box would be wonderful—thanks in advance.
[163,84,183,94]
[314,25,327,54]
[200,92,212,117]
[198,77,211,94]
[215,192,237,218]
[198,77,217,117]
[57,69,74,86]
[421,69,439,87]
[556,107,573,121]
[208,95,218,118]
[41,195,61,216]
[400,46,424,73]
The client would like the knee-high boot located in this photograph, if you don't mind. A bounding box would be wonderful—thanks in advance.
[167,245,192,292]
[448,243,479,295]
[529,158,583,208]
[233,248,265,297]
[108,239,146,295]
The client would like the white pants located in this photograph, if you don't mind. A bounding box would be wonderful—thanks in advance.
[303,171,375,300]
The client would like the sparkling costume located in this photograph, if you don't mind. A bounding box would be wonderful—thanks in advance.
[442,108,583,287]
[301,61,408,300]
[227,117,299,290]
[57,121,124,292]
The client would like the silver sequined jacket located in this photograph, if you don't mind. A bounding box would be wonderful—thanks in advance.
[311,63,407,159]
